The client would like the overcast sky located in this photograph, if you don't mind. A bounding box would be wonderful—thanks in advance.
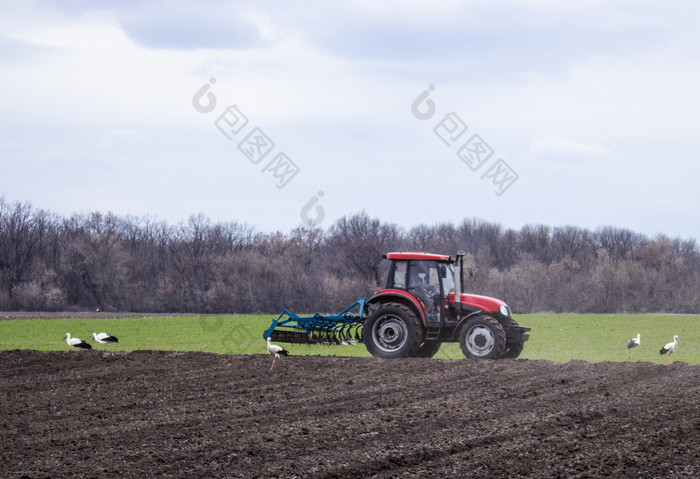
[2,0,699,240]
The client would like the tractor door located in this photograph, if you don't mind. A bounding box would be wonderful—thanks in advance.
[407,261,444,322]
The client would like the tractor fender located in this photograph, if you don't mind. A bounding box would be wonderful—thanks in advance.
[365,290,427,327]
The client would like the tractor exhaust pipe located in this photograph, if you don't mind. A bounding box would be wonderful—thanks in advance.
[455,251,465,317]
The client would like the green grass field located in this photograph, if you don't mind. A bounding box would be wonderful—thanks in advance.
[0,314,697,364]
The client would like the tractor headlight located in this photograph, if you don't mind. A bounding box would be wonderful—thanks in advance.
[499,304,511,317]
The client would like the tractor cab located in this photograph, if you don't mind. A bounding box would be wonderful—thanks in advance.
[383,252,455,323]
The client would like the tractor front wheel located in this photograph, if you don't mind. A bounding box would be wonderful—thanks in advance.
[459,314,506,360]
[363,302,423,359]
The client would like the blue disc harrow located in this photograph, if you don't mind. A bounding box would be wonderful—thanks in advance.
[263,299,367,345]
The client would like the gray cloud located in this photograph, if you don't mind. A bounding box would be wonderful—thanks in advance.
[261,1,676,79]
[118,4,261,50]
[37,0,262,50]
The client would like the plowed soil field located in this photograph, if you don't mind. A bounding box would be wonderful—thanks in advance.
[2,350,699,478]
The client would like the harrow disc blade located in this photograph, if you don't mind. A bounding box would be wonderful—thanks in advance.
[353,325,364,343]
[340,324,353,342]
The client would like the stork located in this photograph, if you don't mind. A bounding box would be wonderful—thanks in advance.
[266,337,289,371]
[63,333,92,354]
[659,335,680,363]
[92,332,119,356]
[626,333,640,360]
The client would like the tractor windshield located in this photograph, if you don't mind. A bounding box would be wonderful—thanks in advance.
[388,260,455,294]
[408,261,439,292]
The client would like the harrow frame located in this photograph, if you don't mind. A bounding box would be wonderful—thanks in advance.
[263,299,367,345]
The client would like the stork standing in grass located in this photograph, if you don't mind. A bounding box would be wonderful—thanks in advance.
[627,333,640,360]
[660,335,680,363]
[63,333,92,355]
[266,337,289,371]
[93,332,119,356]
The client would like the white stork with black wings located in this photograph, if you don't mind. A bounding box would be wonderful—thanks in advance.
[660,335,680,363]
[627,333,640,360]
[63,333,92,354]
[266,337,289,371]
[93,332,119,356]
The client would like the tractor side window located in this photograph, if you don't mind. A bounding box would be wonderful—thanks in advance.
[392,260,407,289]
[441,264,455,293]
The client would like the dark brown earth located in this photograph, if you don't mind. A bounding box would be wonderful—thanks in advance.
[2,350,699,478]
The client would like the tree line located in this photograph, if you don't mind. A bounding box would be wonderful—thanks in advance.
[1,197,699,314]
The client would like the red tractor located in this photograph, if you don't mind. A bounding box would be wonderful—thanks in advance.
[264,251,530,360]
[362,251,529,359]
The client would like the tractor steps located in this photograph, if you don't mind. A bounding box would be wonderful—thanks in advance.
[425,326,441,341]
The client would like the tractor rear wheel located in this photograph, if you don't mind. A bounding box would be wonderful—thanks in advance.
[363,302,423,359]
[459,314,506,360]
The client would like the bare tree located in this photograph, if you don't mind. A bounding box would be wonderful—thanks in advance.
[551,225,595,266]
[595,226,645,262]
[1,198,699,314]
[519,224,553,264]
[57,212,128,311]
[0,199,50,308]
[325,212,402,286]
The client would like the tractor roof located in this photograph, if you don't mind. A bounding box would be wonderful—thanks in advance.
[384,252,453,262]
